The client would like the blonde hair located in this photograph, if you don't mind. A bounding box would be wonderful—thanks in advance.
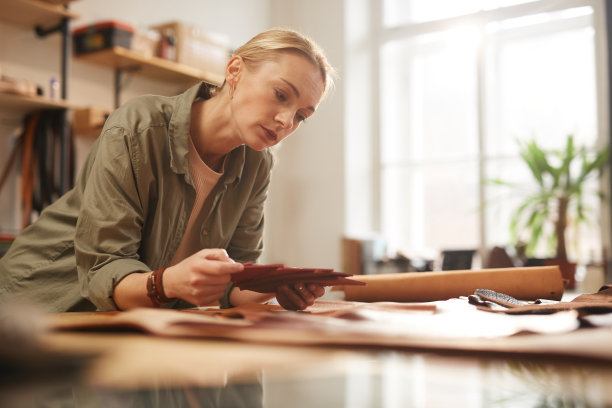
[232,28,336,99]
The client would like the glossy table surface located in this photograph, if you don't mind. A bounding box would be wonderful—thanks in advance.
[2,316,612,408]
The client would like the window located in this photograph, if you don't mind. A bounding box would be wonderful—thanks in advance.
[345,0,608,263]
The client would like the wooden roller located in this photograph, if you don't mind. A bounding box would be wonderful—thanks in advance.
[335,266,565,302]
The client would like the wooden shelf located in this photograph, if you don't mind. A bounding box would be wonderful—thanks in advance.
[0,0,77,196]
[0,0,79,28]
[0,92,75,114]
[76,47,225,87]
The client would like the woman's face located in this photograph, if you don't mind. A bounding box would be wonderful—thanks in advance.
[228,52,325,150]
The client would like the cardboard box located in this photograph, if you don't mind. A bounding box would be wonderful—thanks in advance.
[0,76,38,97]
[131,29,160,58]
[73,107,111,137]
[152,22,230,76]
[342,237,364,275]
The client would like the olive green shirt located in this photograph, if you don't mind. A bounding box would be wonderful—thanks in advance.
[0,82,273,312]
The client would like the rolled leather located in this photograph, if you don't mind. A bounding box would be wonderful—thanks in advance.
[336,266,565,302]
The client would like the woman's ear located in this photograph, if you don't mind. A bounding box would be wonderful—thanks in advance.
[225,56,243,86]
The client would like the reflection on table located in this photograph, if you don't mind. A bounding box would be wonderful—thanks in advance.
[2,294,612,408]
[1,328,611,408]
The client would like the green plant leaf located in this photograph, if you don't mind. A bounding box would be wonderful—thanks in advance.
[492,135,609,260]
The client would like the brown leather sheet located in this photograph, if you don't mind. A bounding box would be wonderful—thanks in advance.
[46,296,612,363]
[231,263,366,293]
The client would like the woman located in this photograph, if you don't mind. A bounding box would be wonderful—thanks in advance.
[0,28,335,313]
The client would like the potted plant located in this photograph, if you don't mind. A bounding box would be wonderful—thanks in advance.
[491,135,609,288]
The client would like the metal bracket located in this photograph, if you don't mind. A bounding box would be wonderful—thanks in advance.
[34,17,70,100]
[34,17,71,193]
[114,66,141,108]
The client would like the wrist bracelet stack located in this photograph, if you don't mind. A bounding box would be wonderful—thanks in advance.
[146,267,175,307]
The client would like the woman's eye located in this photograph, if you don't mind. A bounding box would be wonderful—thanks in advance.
[296,113,307,122]
[275,89,287,102]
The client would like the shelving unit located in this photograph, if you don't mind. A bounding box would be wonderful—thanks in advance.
[75,46,224,108]
[1,1,225,196]
[0,92,76,114]
[0,0,79,103]
[0,0,78,28]
[0,0,78,196]
[76,46,224,85]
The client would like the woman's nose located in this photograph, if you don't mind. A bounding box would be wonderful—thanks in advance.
[276,110,294,129]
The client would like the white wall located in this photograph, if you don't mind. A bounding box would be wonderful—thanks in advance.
[263,0,346,270]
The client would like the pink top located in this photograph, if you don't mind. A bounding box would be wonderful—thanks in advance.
[170,135,223,265]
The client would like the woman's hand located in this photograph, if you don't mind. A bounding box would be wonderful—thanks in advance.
[275,282,325,311]
[163,248,243,306]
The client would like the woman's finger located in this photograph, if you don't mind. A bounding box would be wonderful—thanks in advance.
[294,283,315,303]
[306,283,325,298]
[198,248,232,261]
[277,285,306,311]
[193,257,243,276]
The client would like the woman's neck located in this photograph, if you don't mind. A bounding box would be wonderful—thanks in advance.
[190,90,240,171]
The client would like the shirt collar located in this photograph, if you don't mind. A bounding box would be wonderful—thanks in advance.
[168,82,246,185]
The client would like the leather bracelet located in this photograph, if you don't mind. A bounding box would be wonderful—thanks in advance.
[146,267,175,307]
[153,267,174,303]
[146,271,161,307]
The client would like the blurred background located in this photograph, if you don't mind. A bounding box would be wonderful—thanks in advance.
[0,0,610,290]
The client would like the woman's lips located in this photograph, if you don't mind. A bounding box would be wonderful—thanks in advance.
[262,126,278,142]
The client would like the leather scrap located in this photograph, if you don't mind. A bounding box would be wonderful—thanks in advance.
[571,285,612,303]
[231,263,366,294]
[469,289,527,309]
[470,285,612,316]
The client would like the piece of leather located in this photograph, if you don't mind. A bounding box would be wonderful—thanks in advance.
[571,285,612,303]
[12,111,73,228]
[469,289,527,309]
[471,285,612,315]
[20,113,40,229]
[231,263,366,293]
[0,134,22,195]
